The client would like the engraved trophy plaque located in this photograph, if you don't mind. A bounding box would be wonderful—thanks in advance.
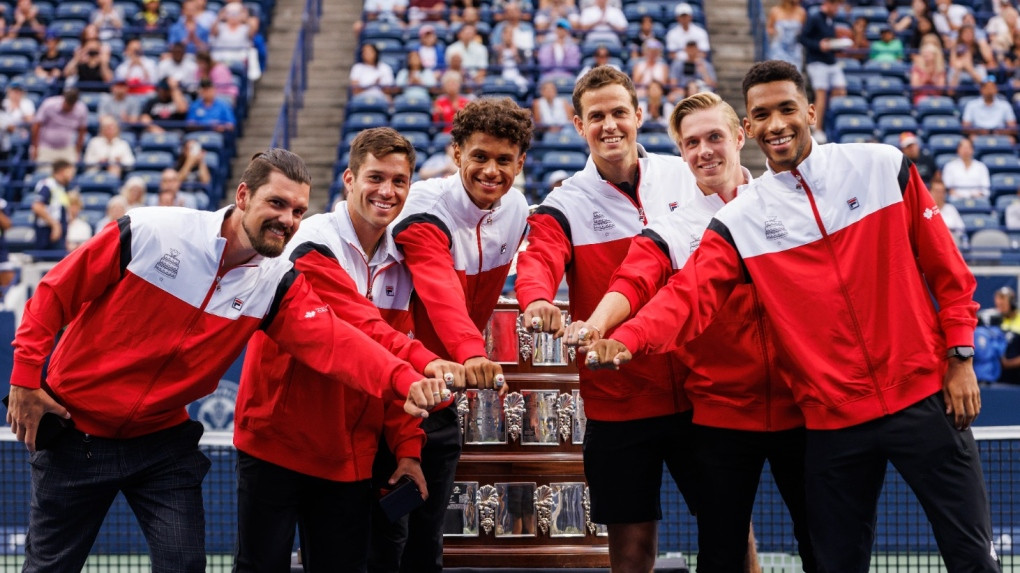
[464,389,506,445]
[521,389,559,445]
[572,389,587,445]
[549,482,587,537]
[494,482,537,537]
[443,481,479,537]
[484,309,521,365]
[530,311,570,366]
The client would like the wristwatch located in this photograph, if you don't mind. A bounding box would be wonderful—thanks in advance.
[946,346,975,361]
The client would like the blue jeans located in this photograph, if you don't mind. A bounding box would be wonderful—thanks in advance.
[23,420,211,573]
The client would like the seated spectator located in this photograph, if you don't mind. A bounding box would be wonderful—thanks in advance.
[63,38,115,91]
[175,139,211,185]
[209,2,254,66]
[407,0,446,25]
[196,50,239,103]
[532,79,573,131]
[899,131,936,184]
[2,79,36,155]
[432,70,471,132]
[83,115,136,177]
[395,50,437,95]
[666,2,709,60]
[446,24,489,84]
[457,6,491,42]
[186,78,236,132]
[353,0,407,35]
[121,176,150,211]
[419,140,458,179]
[631,38,669,98]
[930,179,965,238]
[133,0,173,38]
[985,0,1018,59]
[910,38,947,104]
[842,16,871,63]
[1005,192,1020,229]
[639,80,672,131]
[933,0,970,37]
[95,194,128,229]
[870,25,904,62]
[576,43,620,79]
[159,42,200,94]
[492,25,530,90]
[98,79,143,124]
[35,32,68,81]
[536,18,580,83]
[578,0,627,47]
[669,40,717,99]
[91,0,125,41]
[115,37,159,96]
[949,24,997,88]
[892,0,937,51]
[534,0,579,41]
[941,136,991,199]
[350,43,395,99]
[31,87,87,165]
[141,77,190,132]
[64,191,94,251]
[491,1,536,57]
[169,0,212,54]
[157,167,199,208]
[962,75,1017,138]
[628,15,659,61]
[9,0,45,41]
[31,158,76,250]
[416,24,445,71]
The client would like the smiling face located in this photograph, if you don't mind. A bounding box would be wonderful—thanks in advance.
[744,79,815,173]
[454,132,525,210]
[344,152,412,234]
[574,83,642,179]
[677,105,745,194]
[237,170,309,257]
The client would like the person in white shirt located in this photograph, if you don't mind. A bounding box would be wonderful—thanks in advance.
[350,43,396,99]
[114,37,159,96]
[577,0,628,46]
[64,191,94,251]
[1,79,35,157]
[83,115,136,178]
[445,24,490,83]
[962,75,1017,137]
[933,0,971,36]
[157,42,200,94]
[665,3,710,60]
[941,136,991,199]
[490,2,536,56]
[930,180,966,239]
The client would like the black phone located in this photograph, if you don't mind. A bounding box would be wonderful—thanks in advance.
[378,476,425,523]
[2,394,74,451]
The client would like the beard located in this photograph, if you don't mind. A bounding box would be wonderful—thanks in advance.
[241,213,291,258]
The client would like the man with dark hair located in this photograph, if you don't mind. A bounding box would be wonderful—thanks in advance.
[233,129,465,572]
[516,66,703,573]
[587,60,997,572]
[31,158,76,250]
[6,148,449,572]
[369,97,532,573]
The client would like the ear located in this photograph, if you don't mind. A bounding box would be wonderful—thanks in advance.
[515,152,526,175]
[342,168,355,194]
[573,113,584,135]
[453,143,463,168]
[235,181,250,210]
[742,117,753,138]
[736,126,746,150]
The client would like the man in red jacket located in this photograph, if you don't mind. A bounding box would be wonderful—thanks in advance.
[588,60,997,572]
[6,149,448,573]
[233,129,464,572]
[566,91,815,571]
[369,98,532,573]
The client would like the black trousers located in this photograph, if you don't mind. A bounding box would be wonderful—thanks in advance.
[369,407,462,573]
[805,393,998,573]
[234,451,373,573]
[693,425,816,573]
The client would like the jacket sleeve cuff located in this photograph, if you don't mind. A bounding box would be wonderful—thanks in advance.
[407,343,439,374]
[944,325,976,349]
[452,339,489,365]
[608,279,642,319]
[610,328,642,357]
[515,288,549,312]
[392,367,422,398]
[10,360,44,390]
[393,435,425,461]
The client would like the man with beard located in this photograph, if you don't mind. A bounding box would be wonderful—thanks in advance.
[5,148,450,573]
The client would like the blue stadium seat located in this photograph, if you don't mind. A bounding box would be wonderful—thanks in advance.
[75,171,120,195]
[55,2,95,22]
[863,59,909,79]
[187,131,225,154]
[6,226,36,252]
[637,132,678,154]
[49,20,87,39]
[865,76,906,100]
[539,129,587,153]
[962,212,1000,231]
[541,151,587,174]
[971,134,1015,159]
[393,93,431,115]
[870,95,912,118]
[624,2,663,23]
[480,76,529,99]
[920,115,963,136]
[78,91,104,112]
[347,92,391,115]
[842,74,865,97]
[139,131,183,154]
[80,191,112,210]
[983,153,1020,175]
[0,38,39,58]
[133,151,175,172]
[431,131,453,154]
[991,172,1020,201]
[927,133,963,156]
[828,95,869,116]
[390,112,433,134]
[851,5,889,22]
[9,211,32,227]
[403,131,431,154]
[141,37,168,58]
[950,196,992,213]
[915,96,958,120]
[996,193,1019,210]
[876,115,918,139]
[369,38,405,55]
[833,114,876,139]
[343,112,390,136]
[361,21,406,41]
[129,170,164,193]
[841,133,875,144]
[0,55,32,77]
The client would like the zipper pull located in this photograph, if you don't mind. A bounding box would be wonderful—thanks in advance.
[366,290,373,301]
[83,434,92,460]
[638,207,646,224]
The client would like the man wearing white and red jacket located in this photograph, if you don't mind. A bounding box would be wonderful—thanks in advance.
[234,130,464,573]
[369,98,532,573]
[589,61,997,572]
[515,67,701,573]
[5,149,448,573]
[566,92,815,572]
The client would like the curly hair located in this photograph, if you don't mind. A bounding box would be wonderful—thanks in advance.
[572,66,638,118]
[741,60,808,101]
[450,97,533,154]
[348,127,416,177]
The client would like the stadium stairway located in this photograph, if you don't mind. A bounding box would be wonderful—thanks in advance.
[706,0,768,175]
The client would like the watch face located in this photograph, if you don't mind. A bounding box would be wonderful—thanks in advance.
[950,346,975,359]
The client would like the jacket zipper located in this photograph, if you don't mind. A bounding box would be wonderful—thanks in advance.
[794,169,888,415]
[750,286,772,431]
[475,213,491,274]
[356,247,397,302]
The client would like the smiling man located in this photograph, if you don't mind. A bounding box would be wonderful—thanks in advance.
[233,130,464,573]
[6,148,449,572]
[515,66,702,573]
[370,98,532,573]
[587,60,997,572]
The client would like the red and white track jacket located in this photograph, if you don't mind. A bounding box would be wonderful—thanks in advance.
[236,205,435,481]
[608,173,805,432]
[515,148,701,422]
[11,206,423,439]
[611,143,978,430]
[392,173,529,363]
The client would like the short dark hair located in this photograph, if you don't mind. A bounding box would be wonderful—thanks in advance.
[741,60,808,101]
[572,66,638,118]
[451,97,533,154]
[348,127,416,176]
[240,148,311,197]
[51,158,74,173]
